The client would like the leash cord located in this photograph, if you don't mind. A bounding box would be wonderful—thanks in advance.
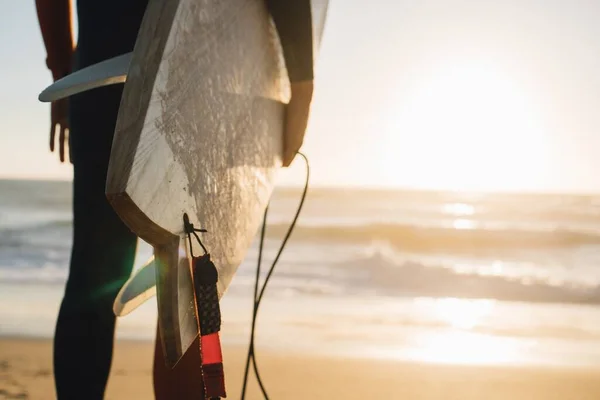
[240,153,310,400]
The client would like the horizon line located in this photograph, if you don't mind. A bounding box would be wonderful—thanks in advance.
[2,176,600,197]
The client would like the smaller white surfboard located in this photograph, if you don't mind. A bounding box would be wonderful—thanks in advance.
[38,52,132,103]
[113,256,157,316]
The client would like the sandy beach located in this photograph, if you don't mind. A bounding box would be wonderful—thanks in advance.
[2,337,600,400]
[5,186,600,399]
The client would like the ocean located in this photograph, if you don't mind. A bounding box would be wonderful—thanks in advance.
[2,179,600,367]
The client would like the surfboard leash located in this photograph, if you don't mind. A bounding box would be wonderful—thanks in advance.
[183,213,227,400]
[241,152,310,400]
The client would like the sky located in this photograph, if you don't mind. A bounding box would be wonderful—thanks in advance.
[2,0,600,193]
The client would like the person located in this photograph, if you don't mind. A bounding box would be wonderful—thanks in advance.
[36,0,316,398]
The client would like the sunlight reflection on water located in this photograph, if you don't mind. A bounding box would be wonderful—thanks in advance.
[443,202,475,216]
[409,298,523,365]
[407,330,525,365]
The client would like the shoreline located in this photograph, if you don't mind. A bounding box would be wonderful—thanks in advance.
[6,332,600,373]
[3,337,600,399]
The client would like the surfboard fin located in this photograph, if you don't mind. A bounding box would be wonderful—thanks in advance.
[113,255,158,317]
[113,242,200,369]
[38,52,132,103]
[154,238,201,368]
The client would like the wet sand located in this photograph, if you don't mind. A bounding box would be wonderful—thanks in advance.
[2,337,600,399]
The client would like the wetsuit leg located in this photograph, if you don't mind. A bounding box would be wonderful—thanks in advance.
[53,83,137,400]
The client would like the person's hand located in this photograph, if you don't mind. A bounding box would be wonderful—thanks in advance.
[282,80,314,167]
[50,97,69,163]
[48,60,72,163]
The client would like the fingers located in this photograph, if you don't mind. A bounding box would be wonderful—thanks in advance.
[282,119,305,167]
[50,124,56,152]
[50,104,56,153]
[49,100,70,162]
[59,125,66,163]
[282,93,311,168]
[282,139,302,167]
[282,149,297,167]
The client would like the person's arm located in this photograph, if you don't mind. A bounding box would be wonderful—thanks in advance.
[35,0,75,163]
[266,0,315,166]
[36,0,75,80]
[266,0,314,83]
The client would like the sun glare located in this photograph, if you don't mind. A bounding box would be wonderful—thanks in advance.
[404,298,524,365]
[434,297,494,330]
[411,331,520,365]
[442,202,475,216]
[379,60,550,192]
[451,219,477,230]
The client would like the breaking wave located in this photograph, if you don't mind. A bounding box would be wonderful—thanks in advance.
[265,222,600,252]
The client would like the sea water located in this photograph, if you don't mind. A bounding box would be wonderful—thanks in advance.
[2,179,600,367]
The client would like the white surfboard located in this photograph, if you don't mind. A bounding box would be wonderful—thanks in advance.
[39,0,329,368]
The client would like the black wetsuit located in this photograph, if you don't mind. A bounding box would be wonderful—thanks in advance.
[54,1,314,399]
